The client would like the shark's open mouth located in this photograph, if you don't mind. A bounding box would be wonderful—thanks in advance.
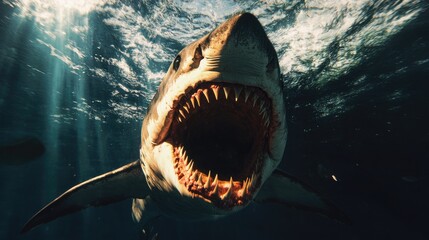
[167,82,271,208]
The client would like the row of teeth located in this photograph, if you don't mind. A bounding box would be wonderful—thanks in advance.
[175,146,257,200]
[176,86,271,127]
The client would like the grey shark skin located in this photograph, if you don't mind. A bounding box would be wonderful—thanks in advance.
[22,12,346,233]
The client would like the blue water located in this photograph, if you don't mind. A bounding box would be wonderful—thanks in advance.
[0,0,428,239]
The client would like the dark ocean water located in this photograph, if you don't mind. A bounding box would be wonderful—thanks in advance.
[0,0,428,239]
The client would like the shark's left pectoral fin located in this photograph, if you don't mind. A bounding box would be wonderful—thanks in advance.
[255,169,350,224]
[22,160,150,233]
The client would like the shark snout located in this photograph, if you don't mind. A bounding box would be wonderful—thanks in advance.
[200,13,279,77]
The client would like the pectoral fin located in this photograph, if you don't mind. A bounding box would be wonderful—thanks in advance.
[22,160,150,233]
[255,169,350,223]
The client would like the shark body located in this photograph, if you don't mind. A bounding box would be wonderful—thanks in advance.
[22,12,346,234]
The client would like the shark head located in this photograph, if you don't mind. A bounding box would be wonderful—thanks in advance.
[140,12,287,215]
[22,13,346,234]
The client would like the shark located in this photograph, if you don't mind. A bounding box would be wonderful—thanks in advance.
[22,12,346,234]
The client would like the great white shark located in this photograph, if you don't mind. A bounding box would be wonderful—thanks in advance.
[22,12,346,234]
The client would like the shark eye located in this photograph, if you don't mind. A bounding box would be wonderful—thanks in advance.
[173,55,181,71]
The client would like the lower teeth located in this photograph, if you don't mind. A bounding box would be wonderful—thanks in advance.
[175,146,257,202]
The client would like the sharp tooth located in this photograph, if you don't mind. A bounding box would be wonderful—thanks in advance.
[244,89,251,102]
[195,93,201,106]
[190,98,196,108]
[212,174,218,187]
[223,87,230,100]
[241,179,248,196]
[259,102,265,115]
[234,87,242,102]
[179,109,186,119]
[190,161,194,171]
[183,155,188,166]
[253,95,259,107]
[183,105,189,114]
[204,171,211,189]
[248,173,256,191]
[210,180,218,195]
[179,146,184,157]
[212,87,219,100]
[259,101,268,115]
[262,111,268,121]
[247,175,253,192]
[186,160,194,172]
[191,170,198,181]
[203,89,210,103]
[221,177,233,199]
[186,102,191,110]
[197,173,203,185]
[178,117,182,123]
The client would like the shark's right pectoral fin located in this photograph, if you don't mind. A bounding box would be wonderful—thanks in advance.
[22,160,150,233]
[255,169,350,224]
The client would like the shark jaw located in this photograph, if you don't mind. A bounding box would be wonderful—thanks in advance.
[167,82,272,208]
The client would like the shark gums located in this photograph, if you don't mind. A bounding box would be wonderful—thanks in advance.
[22,12,346,233]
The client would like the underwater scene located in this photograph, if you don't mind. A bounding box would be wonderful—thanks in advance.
[0,0,428,239]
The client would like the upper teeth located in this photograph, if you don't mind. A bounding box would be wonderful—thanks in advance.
[234,87,242,102]
[175,85,271,128]
[223,87,231,99]
[212,87,219,100]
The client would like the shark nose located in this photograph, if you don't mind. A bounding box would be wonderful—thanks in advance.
[228,13,270,46]
[204,12,273,53]
[211,13,272,54]
[230,13,279,73]
[201,12,279,75]
[228,13,278,66]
